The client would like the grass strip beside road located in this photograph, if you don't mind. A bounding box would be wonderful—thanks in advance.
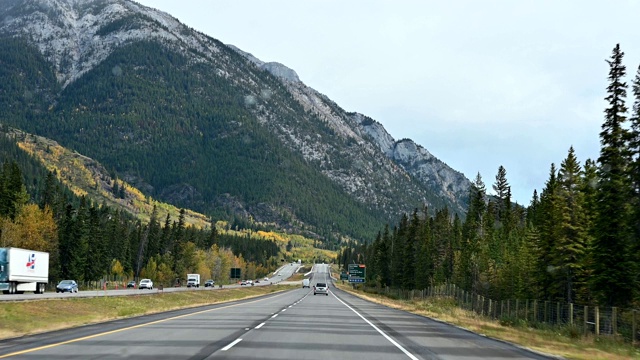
[0,285,293,340]
[335,283,640,360]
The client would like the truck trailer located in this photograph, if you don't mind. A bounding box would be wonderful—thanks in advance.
[0,247,49,294]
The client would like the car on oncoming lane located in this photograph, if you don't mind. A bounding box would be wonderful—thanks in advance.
[56,280,78,293]
[139,279,153,290]
[204,279,215,287]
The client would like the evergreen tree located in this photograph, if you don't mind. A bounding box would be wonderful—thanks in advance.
[537,163,562,299]
[628,64,640,288]
[461,173,486,291]
[556,147,588,302]
[592,44,636,306]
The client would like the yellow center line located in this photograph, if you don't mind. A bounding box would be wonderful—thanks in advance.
[0,292,287,358]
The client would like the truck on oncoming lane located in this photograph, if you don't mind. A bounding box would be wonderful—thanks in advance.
[186,273,200,288]
[0,247,49,294]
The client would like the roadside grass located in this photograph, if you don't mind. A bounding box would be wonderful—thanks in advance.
[0,285,293,340]
[335,283,640,360]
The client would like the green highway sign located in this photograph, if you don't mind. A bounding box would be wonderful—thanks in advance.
[340,272,349,280]
[347,264,366,283]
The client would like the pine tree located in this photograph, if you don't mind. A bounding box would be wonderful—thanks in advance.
[556,147,588,302]
[537,163,562,299]
[461,173,486,291]
[628,64,640,287]
[592,44,636,307]
[492,165,511,225]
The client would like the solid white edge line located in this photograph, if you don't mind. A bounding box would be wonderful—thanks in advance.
[255,322,265,329]
[332,293,419,360]
[221,338,242,351]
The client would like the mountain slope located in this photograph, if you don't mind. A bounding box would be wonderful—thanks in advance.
[0,0,471,242]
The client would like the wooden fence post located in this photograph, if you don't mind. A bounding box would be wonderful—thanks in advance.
[533,300,538,323]
[633,310,637,345]
[584,306,588,336]
[612,307,617,336]
[595,306,600,336]
[569,303,573,325]
[557,302,561,325]
[516,299,519,320]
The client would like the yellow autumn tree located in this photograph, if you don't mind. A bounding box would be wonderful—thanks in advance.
[0,204,57,252]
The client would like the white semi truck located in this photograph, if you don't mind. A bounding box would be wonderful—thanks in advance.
[186,273,200,288]
[0,247,49,294]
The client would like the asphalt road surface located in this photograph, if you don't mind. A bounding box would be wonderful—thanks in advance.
[0,264,552,359]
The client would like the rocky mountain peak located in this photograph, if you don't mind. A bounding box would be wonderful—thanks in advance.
[228,44,300,83]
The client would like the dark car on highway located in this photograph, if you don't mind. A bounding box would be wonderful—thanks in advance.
[204,279,215,287]
[126,280,136,288]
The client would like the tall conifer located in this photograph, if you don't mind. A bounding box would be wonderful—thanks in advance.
[592,44,635,306]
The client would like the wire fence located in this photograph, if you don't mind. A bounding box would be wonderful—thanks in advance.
[364,284,639,345]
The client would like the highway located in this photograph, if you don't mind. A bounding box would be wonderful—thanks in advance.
[0,262,301,302]
[0,264,552,359]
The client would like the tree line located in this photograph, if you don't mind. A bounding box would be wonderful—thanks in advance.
[0,157,282,286]
[342,44,640,308]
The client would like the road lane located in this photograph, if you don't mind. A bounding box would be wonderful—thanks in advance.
[0,264,553,359]
[0,289,305,359]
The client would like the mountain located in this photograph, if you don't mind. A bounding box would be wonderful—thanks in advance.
[0,0,471,242]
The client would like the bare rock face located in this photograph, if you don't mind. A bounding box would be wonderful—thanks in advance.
[260,62,300,83]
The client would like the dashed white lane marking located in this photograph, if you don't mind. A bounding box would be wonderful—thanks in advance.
[271,314,278,318]
[221,338,242,351]
[255,322,265,329]
[332,293,419,360]
[0,293,289,359]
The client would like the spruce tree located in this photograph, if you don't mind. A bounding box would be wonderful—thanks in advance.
[592,44,635,306]
[629,64,640,287]
[556,147,588,302]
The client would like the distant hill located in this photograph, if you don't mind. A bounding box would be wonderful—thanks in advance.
[1,126,211,229]
[0,0,471,243]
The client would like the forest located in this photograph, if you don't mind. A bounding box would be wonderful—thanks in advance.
[0,134,282,286]
[341,44,640,309]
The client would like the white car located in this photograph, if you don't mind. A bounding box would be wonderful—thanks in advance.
[139,279,153,290]
[314,282,328,296]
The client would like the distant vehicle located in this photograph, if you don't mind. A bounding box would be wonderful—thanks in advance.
[56,280,78,293]
[240,280,247,286]
[302,279,310,288]
[186,274,200,288]
[126,280,136,288]
[263,277,269,281]
[314,282,328,296]
[139,279,153,290]
[0,247,49,294]
[204,279,215,287]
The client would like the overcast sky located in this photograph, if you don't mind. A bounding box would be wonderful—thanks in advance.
[137,0,640,205]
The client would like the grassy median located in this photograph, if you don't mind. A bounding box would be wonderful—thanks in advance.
[335,283,640,360]
[0,285,293,340]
